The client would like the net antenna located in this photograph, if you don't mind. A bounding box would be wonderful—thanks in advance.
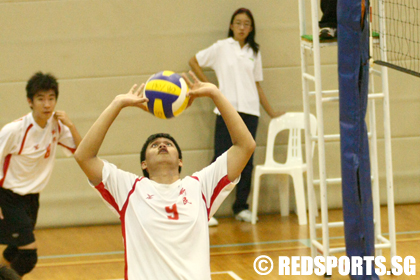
[371,0,420,77]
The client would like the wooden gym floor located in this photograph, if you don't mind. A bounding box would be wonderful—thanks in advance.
[2,204,419,279]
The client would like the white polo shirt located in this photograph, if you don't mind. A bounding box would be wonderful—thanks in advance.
[0,113,76,195]
[93,152,238,280]
[196,37,263,117]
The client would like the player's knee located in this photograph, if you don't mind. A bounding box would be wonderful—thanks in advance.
[3,246,18,263]
[0,264,21,280]
[10,249,37,276]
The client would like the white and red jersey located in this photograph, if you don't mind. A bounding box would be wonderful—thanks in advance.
[0,113,76,195]
[93,152,238,280]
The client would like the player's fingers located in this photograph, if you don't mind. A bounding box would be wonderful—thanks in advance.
[54,112,64,120]
[0,207,4,220]
[187,88,198,96]
[188,71,200,83]
[54,113,64,119]
[136,98,149,111]
[182,73,193,88]
[188,86,207,95]
[134,83,145,96]
[133,96,148,105]
[129,84,138,94]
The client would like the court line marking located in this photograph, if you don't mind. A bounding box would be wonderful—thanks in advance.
[39,251,124,260]
[36,246,310,267]
[35,238,420,268]
[36,258,124,267]
[104,271,242,280]
[37,230,420,261]
[211,271,243,280]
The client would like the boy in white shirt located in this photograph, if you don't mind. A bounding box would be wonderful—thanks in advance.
[0,72,81,279]
[74,72,256,279]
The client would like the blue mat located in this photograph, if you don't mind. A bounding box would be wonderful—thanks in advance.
[338,0,378,279]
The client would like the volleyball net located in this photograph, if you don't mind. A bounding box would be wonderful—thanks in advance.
[371,0,420,77]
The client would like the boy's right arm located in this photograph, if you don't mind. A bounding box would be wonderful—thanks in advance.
[74,84,148,186]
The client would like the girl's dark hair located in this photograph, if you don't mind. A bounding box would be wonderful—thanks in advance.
[26,71,59,101]
[140,133,182,178]
[228,8,259,55]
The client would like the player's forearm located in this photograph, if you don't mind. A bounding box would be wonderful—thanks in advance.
[75,100,124,185]
[67,123,82,148]
[212,91,255,181]
[75,100,123,162]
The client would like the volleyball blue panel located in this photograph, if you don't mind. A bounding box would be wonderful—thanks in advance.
[146,90,178,119]
[338,0,378,279]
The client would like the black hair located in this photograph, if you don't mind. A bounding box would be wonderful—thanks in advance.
[140,133,182,178]
[228,8,260,55]
[26,72,59,101]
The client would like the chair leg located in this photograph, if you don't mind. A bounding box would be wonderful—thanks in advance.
[251,171,261,224]
[291,170,307,225]
[279,175,290,216]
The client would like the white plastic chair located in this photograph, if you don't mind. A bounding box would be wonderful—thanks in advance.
[251,112,317,225]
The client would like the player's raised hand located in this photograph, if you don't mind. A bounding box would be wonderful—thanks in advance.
[114,84,148,111]
[182,71,219,107]
[54,111,73,127]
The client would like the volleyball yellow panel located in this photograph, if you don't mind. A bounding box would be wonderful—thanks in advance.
[145,79,181,96]
[153,99,166,119]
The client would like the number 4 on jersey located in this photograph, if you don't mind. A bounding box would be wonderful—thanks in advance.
[44,144,51,158]
[165,203,179,220]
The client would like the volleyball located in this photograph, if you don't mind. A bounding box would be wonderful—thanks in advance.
[143,71,190,119]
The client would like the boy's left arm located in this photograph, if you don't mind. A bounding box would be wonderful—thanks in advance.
[182,71,256,182]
